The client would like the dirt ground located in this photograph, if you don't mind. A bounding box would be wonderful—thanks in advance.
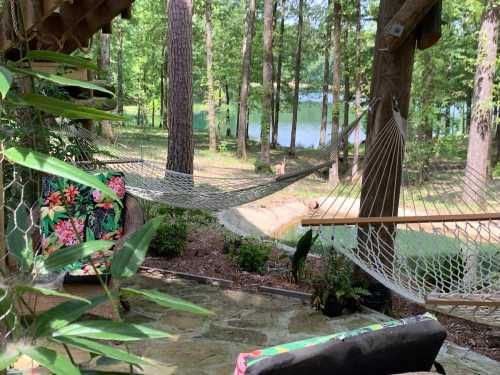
[143,226,500,362]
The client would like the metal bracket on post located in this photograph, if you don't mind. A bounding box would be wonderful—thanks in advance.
[388,22,405,38]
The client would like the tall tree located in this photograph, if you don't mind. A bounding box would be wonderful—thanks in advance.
[237,0,257,159]
[351,0,361,180]
[116,24,124,122]
[260,0,274,165]
[328,0,341,186]
[205,0,217,152]
[272,0,286,148]
[98,31,114,140]
[289,0,305,156]
[342,22,350,173]
[464,0,498,196]
[320,0,333,148]
[162,0,170,130]
[166,0,194,174]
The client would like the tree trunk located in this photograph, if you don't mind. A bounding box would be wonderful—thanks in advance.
[225,82,231,131]
[342,24,350,173]
[328,0,341,186]
[237,0,257,159]
[352,0,362,181]
[273,0,286,149]
[495,116,500,166]
[205,0,217,152]
[466,88,472,133]
[162,0,169,131]
[464,1,498,198]
[166,0,194,175]
[358,0,421,293]
[320,0,333,148]
[260,0,274,165]
[116,25,124,124]
[98,32,114,141]
[289,0,304,157]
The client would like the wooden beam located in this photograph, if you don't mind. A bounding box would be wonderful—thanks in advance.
[426,294,500,308]
[417,1,442,50]
[301,213,500,227]
[383,0,440,51]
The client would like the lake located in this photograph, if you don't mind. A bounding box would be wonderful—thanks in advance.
[194,101,366,150]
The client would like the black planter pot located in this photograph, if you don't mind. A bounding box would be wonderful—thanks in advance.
[322,297,345,317]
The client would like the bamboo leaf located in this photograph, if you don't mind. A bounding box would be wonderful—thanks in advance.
[53,320,174,341]
[22,94,124,121]
[82,371,134,375]
[111,216,164,279]
[44,240,115,272]
[33,293,110,337]
[0,348,19,370]
[53,336,148,367]
[2,147,121,204]
[0,65,13,99]
[15,284,90,303]
[9,66,113,96]
[22,346,80,375]
[25,50,98,70]
[121,288,213,315]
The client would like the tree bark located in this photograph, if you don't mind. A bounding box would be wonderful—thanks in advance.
[352,0,362,181]
[358,0,421,290]
[260,0,274,165]
[225,81,231,134]
[328,0,341,186]
[495,116,500,166]
[289,0,304,156]
[116,25,124,123]
[98,31,114,141]
[237,0,257,159]
[273,0,286,149]
[320,0,333,148]
[166,0,194,175]
[464,1,498,199]
[342,23,351,173]
[162,0,170,130]
[205,0,217,152]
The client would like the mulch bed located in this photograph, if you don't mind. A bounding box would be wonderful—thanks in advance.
[143,226,500,362]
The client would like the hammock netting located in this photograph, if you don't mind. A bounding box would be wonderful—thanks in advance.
[303,111,500,327]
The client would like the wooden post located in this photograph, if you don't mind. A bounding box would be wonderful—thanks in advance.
[383,0,439,52]
[417,1,442,50]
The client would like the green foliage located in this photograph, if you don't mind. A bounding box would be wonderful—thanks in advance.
[44,240,115,272]
[25,50,98,70]
[311,250,369,314]
[291,229,319,282]
[148,218,188,258]
[21,346,80,375]
[0,65,13,99]
[254,159,273,174]
[232,239,271,274]
[493,162,500,178]
[111,215,166,278]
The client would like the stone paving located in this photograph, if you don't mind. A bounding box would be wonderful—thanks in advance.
[109,274,500,375]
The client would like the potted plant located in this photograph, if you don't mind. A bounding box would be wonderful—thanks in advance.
[311,250,369,317]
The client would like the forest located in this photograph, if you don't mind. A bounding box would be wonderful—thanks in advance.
[105,0,499,184]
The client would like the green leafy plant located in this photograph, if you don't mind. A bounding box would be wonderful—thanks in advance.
[233,239,271,274]
[311,250,369,317]
[149,220,189,258]
[0,51,212,374]
[291,229,319,283]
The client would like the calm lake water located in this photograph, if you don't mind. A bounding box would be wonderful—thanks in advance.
[194,101,366,150]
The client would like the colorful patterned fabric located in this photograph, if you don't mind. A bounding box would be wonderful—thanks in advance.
[40,172,126,276]
[234,313,439,375]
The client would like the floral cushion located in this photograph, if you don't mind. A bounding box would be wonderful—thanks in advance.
[40,172,126,276]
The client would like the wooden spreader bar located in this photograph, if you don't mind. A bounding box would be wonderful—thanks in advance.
[426,294,500,308]
[77,158,143,166]
[301,213,500,227]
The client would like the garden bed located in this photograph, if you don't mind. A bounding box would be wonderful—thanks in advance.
[143,224,500,362]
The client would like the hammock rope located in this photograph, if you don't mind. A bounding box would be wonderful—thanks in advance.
[60,99,377,211]
[301,106,500,327]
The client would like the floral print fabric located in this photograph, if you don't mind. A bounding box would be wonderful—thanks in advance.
[40,172,126,276]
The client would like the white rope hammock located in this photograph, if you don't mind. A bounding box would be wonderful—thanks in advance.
[60,100,376,211]
[302,109,500,327]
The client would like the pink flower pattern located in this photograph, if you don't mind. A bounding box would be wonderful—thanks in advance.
[54,218,84,246]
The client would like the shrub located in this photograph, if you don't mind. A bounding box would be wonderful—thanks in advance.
[254,159,273,174]
[235,239,271,273]
[493,162,500,178]
[149,220,188,258]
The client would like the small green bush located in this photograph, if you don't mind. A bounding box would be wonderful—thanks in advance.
[254,159,273,174]
[493,162,500,178]
[149,220,188,258]
[235,239,271,273]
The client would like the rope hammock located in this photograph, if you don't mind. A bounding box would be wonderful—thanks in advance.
[302,108,500,327]
[60,100,376,211]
